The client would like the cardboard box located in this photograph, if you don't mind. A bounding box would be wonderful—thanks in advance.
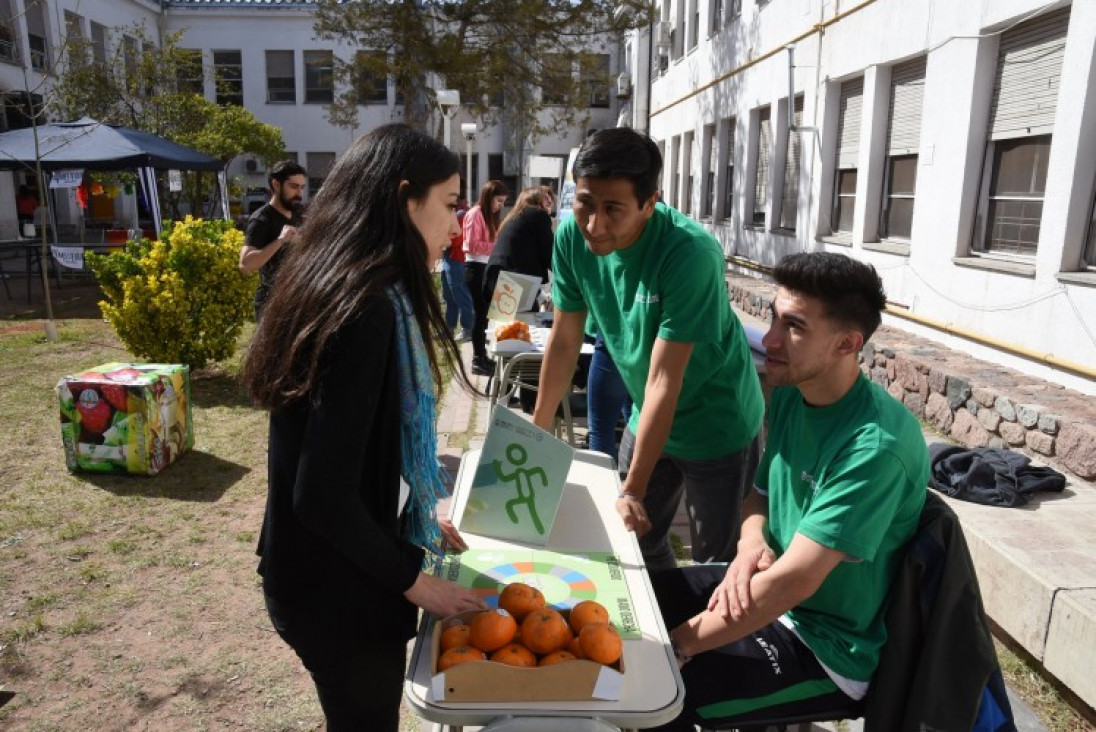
[57,363,193,475]
[429,610,625,703]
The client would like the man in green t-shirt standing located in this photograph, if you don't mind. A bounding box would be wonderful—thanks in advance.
[532,127,764,572]
[649,252,928,730]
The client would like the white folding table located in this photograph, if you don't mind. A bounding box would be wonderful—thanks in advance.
[403,449,684,731]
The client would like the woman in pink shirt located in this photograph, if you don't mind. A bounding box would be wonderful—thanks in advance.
[463,179,509,375]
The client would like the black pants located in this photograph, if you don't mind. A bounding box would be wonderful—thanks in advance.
[649,565,857,731]
[465,261,490,361]
[264,591,407,731]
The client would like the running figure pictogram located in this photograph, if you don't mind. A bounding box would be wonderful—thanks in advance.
[494,443,548,534]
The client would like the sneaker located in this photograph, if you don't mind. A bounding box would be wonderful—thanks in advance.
[455,329,472,343]
[471,358,495,377]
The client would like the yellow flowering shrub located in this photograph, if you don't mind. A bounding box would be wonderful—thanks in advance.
[88,217,256,369]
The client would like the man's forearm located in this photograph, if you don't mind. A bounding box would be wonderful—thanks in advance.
[531,311,584,431]
[239,242,280,274]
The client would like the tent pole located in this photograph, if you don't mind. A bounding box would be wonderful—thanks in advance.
[39,172,58,340]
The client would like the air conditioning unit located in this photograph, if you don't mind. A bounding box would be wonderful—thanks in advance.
[616,73,632,98]
[654,21,672,48]
[244,159,264,174]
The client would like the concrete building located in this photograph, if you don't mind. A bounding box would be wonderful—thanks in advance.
[0,0,623,229]
[620,0,1096,395]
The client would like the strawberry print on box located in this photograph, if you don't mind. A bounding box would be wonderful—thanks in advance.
[56,363,194,475]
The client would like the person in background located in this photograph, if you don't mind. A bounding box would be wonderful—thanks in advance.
[649,252,928,730]
[586,333,632,463]
[16,185,37,223]
[483,187,554,303]
[242,125,486,731]
[532,127,764,573]
[238,160,307,320]
[463,179,509,376]
[441,196,474,341]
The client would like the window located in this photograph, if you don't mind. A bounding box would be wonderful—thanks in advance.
[721,117,735,220]
[669,134,680,209]
[541,54,571,106]
[778,96,803,231]
[25,0,48,71]
[880,57,925,240]
[582,53,610,108]
[688,0,698,50]
[1086,193,1096,268]
[122,35,138,87]
[751,106,771,227]
[0,0,17,63]
[832,77,863,234]
[64,10,83,41]
[176,49,203,95]
[353,51,387,105]
[682,131,694,215]
[307,152,336,198]
[488,154,518,204]
[304,51,333,103]
[710,0,721,34]
[727,0,742,24]
[90,22,108,65]
[977,8,1068,257]
[981,136,1051,256]
[702,124,716,218]
[264,50,295,103]
[213,50,243,105]
[64,11,86,65]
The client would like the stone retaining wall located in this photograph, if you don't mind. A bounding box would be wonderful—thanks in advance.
[727,275,1096,482]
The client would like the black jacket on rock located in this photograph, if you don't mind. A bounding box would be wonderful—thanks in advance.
[257,296,426,642]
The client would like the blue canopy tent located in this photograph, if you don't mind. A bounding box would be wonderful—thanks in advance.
[0,117,228,236]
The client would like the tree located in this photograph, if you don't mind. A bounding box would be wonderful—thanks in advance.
[313,0,653,165]
[49,24,285,216]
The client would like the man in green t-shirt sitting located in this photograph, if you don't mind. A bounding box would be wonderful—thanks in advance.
[649,252,928,729]
[531,127,764,572]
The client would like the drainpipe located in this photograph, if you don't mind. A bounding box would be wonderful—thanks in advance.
[786,43,796,131]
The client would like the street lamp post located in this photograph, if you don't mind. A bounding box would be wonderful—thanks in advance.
[461,123,477,204]
[436,89,460,151]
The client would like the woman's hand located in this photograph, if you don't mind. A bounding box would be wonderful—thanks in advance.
[707,538,775,621]
[439,517,469,552]
[404,572,487,618]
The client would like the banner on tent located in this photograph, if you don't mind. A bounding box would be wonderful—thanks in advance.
[50,170,84,189]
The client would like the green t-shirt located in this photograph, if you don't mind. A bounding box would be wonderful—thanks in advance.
[552,202,763,460]
[755,374,928,681]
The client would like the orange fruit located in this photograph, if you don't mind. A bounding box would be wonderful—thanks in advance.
[498,582,546,622]
[578,622,622,666]
[468,609,518,652]
[490,642,537,667]
[538,649,578,666]
[440,621,472,651]
[437,645,485,672]
[567,636,585,659]
[568,600,610,634]
[521,607,571,655]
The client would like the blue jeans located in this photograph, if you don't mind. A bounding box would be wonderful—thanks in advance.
[618,429,761,573]
[587,337,632,462]
[441,252,474,332]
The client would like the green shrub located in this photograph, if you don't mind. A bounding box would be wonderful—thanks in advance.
[88,216,256,369]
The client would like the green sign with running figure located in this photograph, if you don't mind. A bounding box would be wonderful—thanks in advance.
[458,405,574,545]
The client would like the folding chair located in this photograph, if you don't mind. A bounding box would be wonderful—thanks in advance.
[494,351,586,446]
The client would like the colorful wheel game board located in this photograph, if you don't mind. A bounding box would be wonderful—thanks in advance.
[442,548,640,639]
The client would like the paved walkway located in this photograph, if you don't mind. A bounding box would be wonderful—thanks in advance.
[429,314,1061,730]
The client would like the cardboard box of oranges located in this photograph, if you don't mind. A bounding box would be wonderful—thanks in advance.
[429,590,626,702]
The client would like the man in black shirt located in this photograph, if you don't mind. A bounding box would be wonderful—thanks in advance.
[239,160,307,319]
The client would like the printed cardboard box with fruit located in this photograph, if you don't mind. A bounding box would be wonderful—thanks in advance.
[57,363,194,475]
[429,584,625,702]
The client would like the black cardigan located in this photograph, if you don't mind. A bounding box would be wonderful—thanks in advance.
[257,296,426,641]
[487,207,554,285]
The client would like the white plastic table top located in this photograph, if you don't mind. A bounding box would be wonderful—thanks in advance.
[403,449,685,728]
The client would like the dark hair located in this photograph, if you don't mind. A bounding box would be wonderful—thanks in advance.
[268,160,307,189]
[572,128,662,205]
[773,252,887,340]
[476,179,509,240]
[244,124,474,407]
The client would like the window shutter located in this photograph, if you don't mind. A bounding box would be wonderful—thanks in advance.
[25,1,45,36]
[780,97,804,230]
[267,50,293,78]
[836,78,863,169]
[988,7,1069,141]
[754,107,772,212]
[887,57,925,155]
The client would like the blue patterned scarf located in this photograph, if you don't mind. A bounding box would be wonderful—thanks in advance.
[387,283,448,566]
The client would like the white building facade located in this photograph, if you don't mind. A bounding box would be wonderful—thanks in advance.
[0,0,624,222]
[620,0,1096,395]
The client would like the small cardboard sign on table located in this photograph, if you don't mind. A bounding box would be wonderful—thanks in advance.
[430,405,627,702]
[487,270,542,323]
[57,362,193,475]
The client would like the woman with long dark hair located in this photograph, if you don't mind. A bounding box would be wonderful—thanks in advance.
[243,124,486,730]
[462,179,509,375]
